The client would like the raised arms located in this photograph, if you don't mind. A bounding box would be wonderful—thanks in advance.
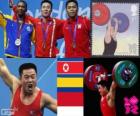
[0,59,20,92]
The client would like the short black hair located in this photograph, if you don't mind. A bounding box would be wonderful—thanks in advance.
[97,80,112,91]
[41,0,53,10]
[17,0,27,12]
[19,63,37,76]
[66,0,78,8]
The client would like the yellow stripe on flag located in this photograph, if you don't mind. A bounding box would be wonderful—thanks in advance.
[57,78,83,87]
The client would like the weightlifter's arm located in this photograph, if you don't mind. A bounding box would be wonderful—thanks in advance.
[113,18,119,38]
[0,59,20,92]
[0,11,6,28]
[104,21,111,43]
[108,81,117,99]
[106,81,117,107]
[41,93,57,113]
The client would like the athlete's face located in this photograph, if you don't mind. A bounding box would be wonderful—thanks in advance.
[66,2,78,19]
[97,85,108,96]
[41,2,52,18]
[21,69,37,95]
[16,2,26,17]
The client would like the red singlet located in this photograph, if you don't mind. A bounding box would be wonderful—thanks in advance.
[11,86,43,116]
[100,95,116,116]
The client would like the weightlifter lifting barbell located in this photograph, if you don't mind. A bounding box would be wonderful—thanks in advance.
[93,3,130,55]
[85,63,118,116]
[84,60,138,116]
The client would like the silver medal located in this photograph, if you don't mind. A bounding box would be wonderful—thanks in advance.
[15,39,21,46]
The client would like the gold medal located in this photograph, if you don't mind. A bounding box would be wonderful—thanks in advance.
[73,43,76,48]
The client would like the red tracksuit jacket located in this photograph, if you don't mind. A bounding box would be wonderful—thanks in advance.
[28,16,63,57]
[63,16,91,58]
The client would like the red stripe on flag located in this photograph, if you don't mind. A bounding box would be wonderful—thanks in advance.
[57,62,83,74]
[58,92,83,106]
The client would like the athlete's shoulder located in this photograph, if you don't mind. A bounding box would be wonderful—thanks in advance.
[79,15,90,21]
[53,18,65,24]
[4,14,13,20]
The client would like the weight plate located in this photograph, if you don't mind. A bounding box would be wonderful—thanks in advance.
[111,13,129,33]
[92,3,110,26]
[84,64,108,90]
[113,60,138,88]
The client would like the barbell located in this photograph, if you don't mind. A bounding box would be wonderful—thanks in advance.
[84,60,138,91]
[92,3,129,33]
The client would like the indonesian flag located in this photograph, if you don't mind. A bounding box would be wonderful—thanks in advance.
[57,58,84,116]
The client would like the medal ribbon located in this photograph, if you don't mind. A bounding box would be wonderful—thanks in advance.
[42,21,52,49]
[68,17,78,48]
[17,19,24,39]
